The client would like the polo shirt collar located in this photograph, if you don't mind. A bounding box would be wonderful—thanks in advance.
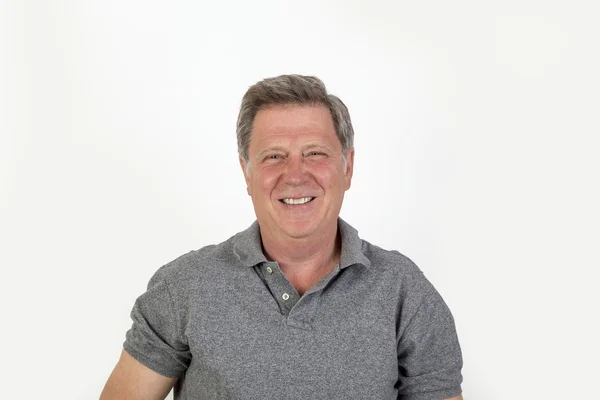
[232,220,269,267]
[338,218,372,269]
[233,218,371,269]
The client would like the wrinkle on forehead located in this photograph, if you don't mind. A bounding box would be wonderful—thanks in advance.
[252,105,335,137]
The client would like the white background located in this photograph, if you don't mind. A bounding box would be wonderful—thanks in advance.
[1,1,599,399]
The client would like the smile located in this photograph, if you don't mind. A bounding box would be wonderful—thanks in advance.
[279,197,315,205]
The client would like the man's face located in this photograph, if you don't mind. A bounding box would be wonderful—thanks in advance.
[241,104,354,241]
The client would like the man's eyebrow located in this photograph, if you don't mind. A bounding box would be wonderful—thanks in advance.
[302,143,334,152]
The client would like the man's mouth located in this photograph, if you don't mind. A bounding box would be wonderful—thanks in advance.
[279,197,316,205]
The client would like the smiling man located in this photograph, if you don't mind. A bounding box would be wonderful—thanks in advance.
[101,75,464,400]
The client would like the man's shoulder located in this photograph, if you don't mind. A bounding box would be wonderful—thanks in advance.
[339,218,423,278]
[146,231,242,287]
[359,239,440,311]
[360,238,423,276]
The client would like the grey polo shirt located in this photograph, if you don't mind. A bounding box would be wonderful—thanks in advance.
[124,219,463,400]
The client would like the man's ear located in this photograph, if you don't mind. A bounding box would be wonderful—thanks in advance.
[344,149,355,190]
[239,158,251,196]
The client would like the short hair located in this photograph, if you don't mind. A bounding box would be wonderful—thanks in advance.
[236,74,354,164]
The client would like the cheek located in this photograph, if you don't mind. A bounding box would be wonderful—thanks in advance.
[311,164,343,189]
[253,170,279,195]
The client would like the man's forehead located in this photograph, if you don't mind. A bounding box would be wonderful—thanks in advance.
[254,105,333,128]
[251,105,337,145]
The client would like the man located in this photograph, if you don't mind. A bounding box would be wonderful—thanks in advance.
[100,75,463,400]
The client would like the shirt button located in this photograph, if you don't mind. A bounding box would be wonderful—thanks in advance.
[282,293,290,300]
[266,266,273,274]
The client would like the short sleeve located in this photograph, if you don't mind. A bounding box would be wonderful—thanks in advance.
[397,288,463,400]
[123,268,191,378]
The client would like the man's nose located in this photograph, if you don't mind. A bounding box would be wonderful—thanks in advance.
[282,155,307,185]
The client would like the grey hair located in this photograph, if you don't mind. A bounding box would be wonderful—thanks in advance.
[236,74,354,167]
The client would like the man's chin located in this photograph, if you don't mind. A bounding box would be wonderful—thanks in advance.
[276,221,319,240]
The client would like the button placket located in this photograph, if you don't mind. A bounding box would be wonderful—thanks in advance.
[259,262,299,315]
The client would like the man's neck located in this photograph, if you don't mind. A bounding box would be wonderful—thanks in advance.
[260,224,341,295]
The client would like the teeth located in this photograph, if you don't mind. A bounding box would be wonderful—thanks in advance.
[282,197,314,205]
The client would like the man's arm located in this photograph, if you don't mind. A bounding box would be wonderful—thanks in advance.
[100,350,177,400]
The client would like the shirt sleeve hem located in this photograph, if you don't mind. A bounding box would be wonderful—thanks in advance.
[123,344,183,379]
[399,386,462,400]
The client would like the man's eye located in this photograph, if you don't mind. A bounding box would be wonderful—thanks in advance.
[307,151,325,157]
[266,155,281,160]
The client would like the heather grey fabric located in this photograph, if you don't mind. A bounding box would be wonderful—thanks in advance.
[124,219,463,399]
